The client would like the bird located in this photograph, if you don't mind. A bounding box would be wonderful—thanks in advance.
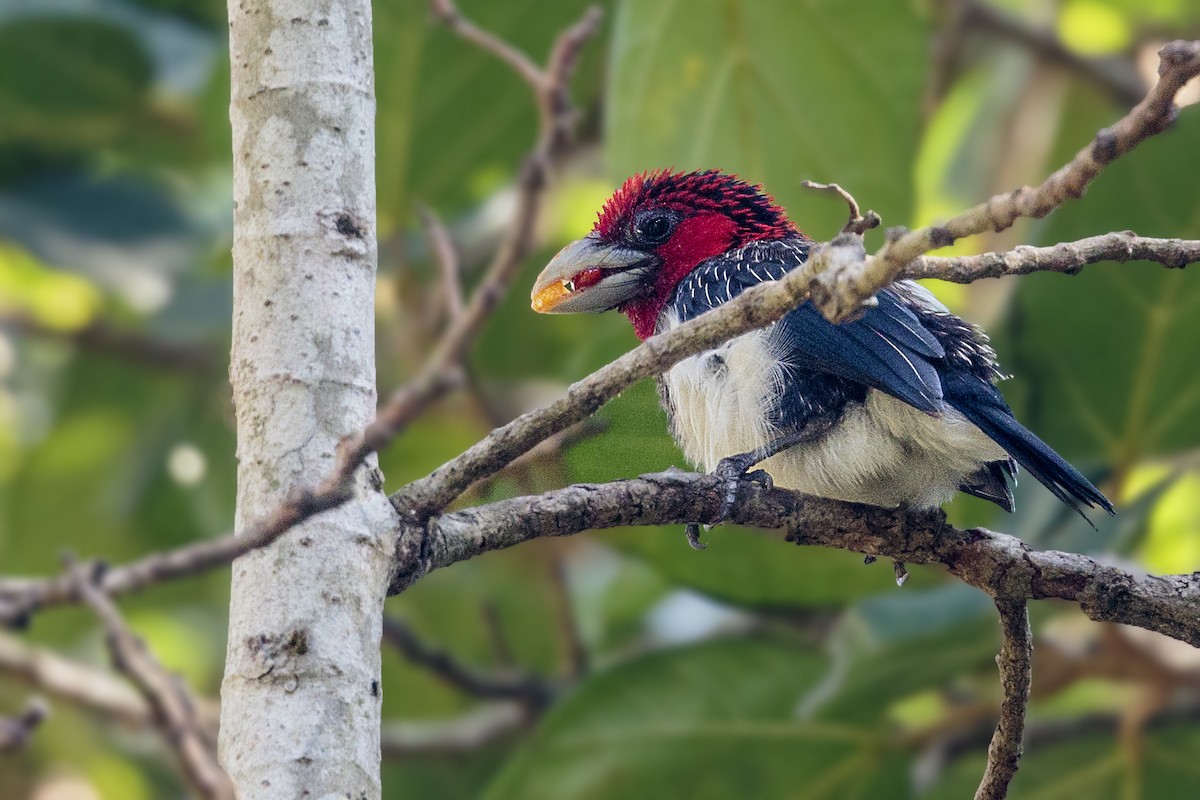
[530,168,1114,526]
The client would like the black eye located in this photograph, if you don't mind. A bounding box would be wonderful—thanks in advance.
[634,212,675,245]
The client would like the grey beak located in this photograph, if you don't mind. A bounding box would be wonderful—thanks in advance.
[531,237,655,314]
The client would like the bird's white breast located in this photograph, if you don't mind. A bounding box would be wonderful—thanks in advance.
[659,311,1007,509]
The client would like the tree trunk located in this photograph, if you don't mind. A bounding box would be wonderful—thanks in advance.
[221,1,394,797]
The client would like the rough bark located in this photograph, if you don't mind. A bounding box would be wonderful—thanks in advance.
[221,2,396,798]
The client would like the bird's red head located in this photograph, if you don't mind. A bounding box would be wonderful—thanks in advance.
[532,169,801,339]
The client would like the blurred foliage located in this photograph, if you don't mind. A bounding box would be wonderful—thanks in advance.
[1,0,1200,798]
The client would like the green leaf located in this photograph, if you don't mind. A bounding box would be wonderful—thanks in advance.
[800,584,999,723]
[926,721,1200,799]
[485,637,911,800]
[0,18,153,149]
[607,0,929,240]
[375,0,610,231]
[1010,104,1200,464]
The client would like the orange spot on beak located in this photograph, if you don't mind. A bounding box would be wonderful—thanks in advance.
[532,281,571,313]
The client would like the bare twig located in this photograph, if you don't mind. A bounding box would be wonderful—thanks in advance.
[965,0,1146,108]
[923,0,971,117]
[904,232,1200,282]
[547,551,588,679]
[1,313,219,374]
[382,617,553,708]
[848,40,1200,322]
[413,471,1200,649]
[800,180,881,236]
[380,702,527,758]
[361,3,604,448]
[0,631,220,734]
[419,204,464,321]
[975,599,1032,800]
[72,562,234,800]
[0,467,365,625]
[429,0,544,91]
[0,698,47,753]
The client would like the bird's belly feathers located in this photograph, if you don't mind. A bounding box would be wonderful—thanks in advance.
[661,331,1007,508]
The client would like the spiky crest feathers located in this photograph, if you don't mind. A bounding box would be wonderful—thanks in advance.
[593,169,798,244]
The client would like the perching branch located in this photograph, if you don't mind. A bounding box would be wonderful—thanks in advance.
[412,471,1200,649]
[975,599,1032,800]
[72,563,234,800]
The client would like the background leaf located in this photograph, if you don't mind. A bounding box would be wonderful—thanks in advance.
[485,637,911,800]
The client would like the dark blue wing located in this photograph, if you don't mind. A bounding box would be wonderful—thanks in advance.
[672,238,945,414]
[669,237,1114,517]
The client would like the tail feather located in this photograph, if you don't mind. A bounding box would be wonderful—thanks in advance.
[943,374,1114,517]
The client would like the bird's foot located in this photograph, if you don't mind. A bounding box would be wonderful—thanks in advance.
[714,454,775,523]
[682,460,773,550]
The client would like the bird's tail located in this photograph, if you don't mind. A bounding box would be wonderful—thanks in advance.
[945,375,1115,517]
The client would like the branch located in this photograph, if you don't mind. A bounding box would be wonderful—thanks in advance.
[72,563,234,800]
[365,3,604,448]
[975,599,1032,800]
[854,40,1200,320]
[1,313,219,375]
[0,631,220,733]
[905,232,1200,282]
[380,703,527,758]
[382,617,553,708]
[419,204,464,322]
[412,471,1200,648]
[0,476,351,625]
[964,0,1146,108]
[0,698,47,754]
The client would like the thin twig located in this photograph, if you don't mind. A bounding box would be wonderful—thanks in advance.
[547,550,588,679]
[72,562,235,800]
[904,232,1200,282]
[381,617,553,708]
[1,313,219,374]
[923,0,971,118]
[0,468,366,625]
[846,39,1200,322]
[428,0,545,91]
[419,204,464,321]
[800,180,881,236]
[0,698,48,754]
[965,0,1146,108]
[380,703,528,758]
[0,631,220,733]
[975,599,1032,800]
[361,3,604,450]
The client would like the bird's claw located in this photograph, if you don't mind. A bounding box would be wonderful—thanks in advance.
[684,455,775,548]
[714,454,774,523]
